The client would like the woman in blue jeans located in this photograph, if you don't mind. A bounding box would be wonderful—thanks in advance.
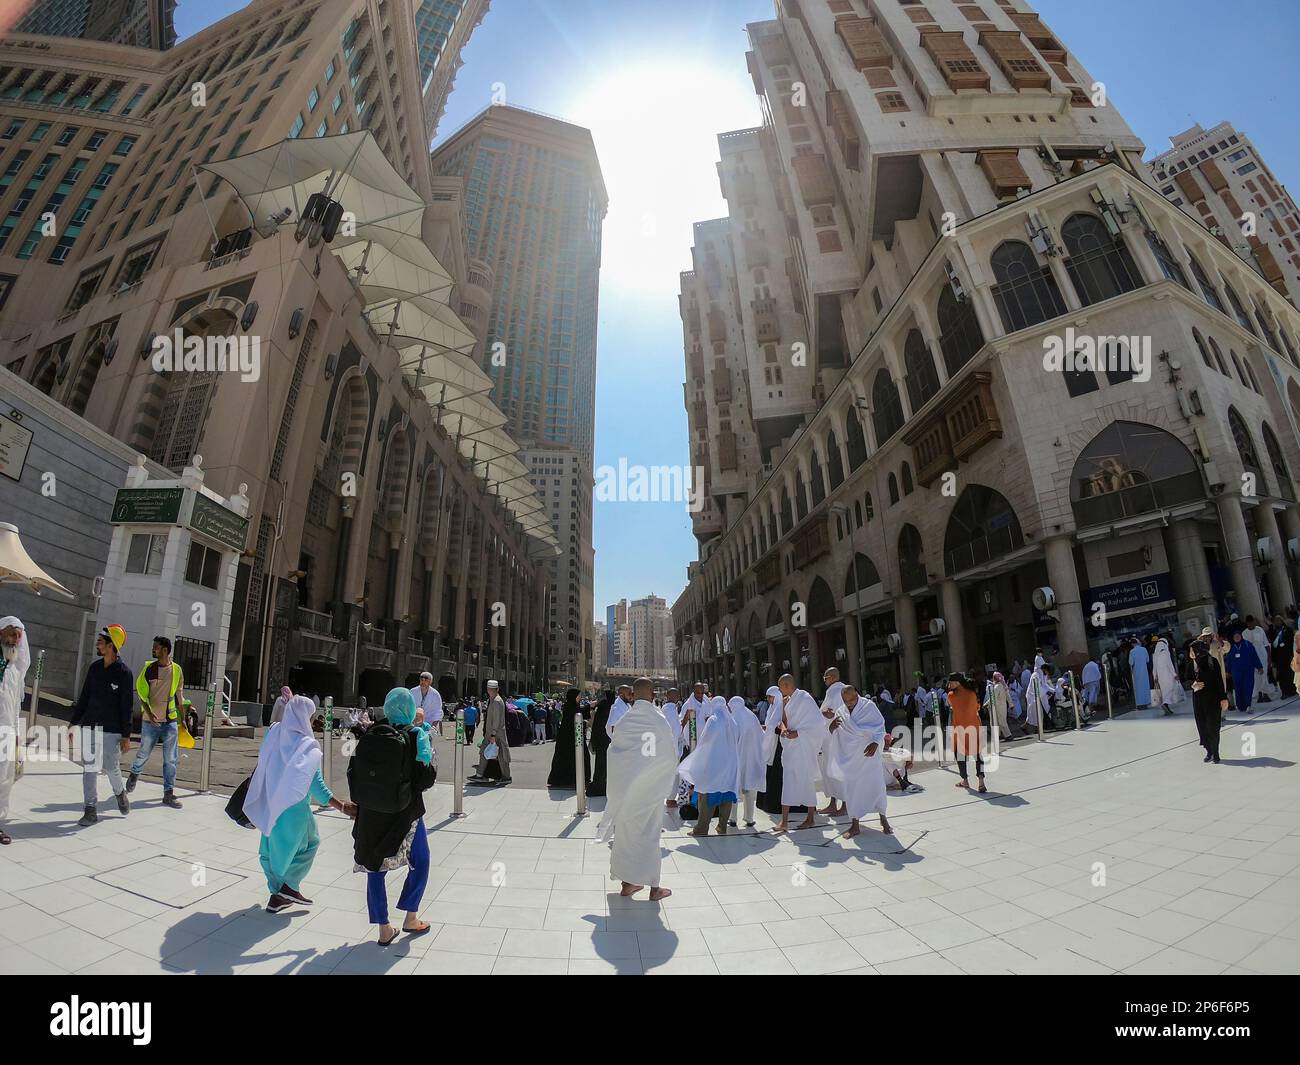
[351,687,437,945]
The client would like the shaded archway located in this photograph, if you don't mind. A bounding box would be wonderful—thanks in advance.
[898,524,927,591]
[872,368,904,445]
[1070,421,1202,527]
[943,485,1024,576]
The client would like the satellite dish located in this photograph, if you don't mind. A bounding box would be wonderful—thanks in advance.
[886,633,902,652]
[1032,586,1056,611]
[929,618,946,637]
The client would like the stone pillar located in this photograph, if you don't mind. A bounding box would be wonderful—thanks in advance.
[1278,507,1300,598]
[1216,495,1265,619]
[1253,503,1294,615]
[1163,517,1216,637]
[807,628,821,693]
[939,578,967,673]
[733,646,744,696]
[894,594,920,688]
[844,612,861,689]
[1043,534,1088,658]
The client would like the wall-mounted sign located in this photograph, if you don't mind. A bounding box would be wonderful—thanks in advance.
[110,487,184,524]
[189,492,249,553]
[0,412,32,482]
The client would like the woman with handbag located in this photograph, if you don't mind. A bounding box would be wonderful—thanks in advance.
[351,687,437,945]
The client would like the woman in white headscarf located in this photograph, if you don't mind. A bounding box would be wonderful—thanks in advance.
[245,690,354,913]
[756,686,785,816]
[1151,637,1184,716]
[729,696,765,829]
[678,696,738,836]
[0,617,31,845]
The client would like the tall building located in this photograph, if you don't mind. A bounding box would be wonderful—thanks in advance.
[627,594,673,674]
[413,0,488,143]
[1146,122,1300,309]
[0,0,549,703]
[13,0,177,50]
[673,0,1300,701]
[432,105,608,688]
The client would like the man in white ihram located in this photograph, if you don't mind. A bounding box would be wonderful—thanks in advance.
[817,666,845,816]
[679,681,709,750]
[596,676,677,901]
[660,687,686,808]
[774,673,828,833]
[606,683,633,737]
[821,685,892,839]
[410,671,443,736]
[0,617,31,846]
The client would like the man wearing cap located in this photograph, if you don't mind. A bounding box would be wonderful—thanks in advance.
[126,636,184,809]
[410,672,444,737]
[472,679,511,784]
[69,625,134,826]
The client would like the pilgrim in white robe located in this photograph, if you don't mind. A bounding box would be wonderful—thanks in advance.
[1081,660,1102,708]
[1244,624,1274,698]
[0,617,31,826]
[822,697,888,821]
[659,701,684,801]
[1151,640,1184,708]
[730,696,766,825]
[779,689,827,808]
[679,692,709,750]
[678,701,739,832]
[606,695,631,738]
[1023,669,1050,727]
[596,700,677,888]
[1128,642,1151,707]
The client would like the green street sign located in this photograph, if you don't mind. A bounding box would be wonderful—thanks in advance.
[189,492,249,552]
[111,487,184,525]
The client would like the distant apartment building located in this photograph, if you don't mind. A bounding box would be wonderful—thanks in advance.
[13,0,177,50]
[1146,121,1300,309]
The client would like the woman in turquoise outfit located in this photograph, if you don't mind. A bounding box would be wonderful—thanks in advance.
[245,690,354,913]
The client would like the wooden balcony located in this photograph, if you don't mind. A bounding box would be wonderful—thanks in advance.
[743,232,769,269]
[791,153,835,207]
[718,430,738,471]
[791,513,830,570]
[714,375,732,403]
[835,16,892,70]
[978,31,1051,91]
[758,32,790,66]
[922,31,990,92]
[1007,12,1067,63]
[902,415,953,489]
[1199,159,1230,193]
[708,308,727,342]
[947,372,1003,461]
[756,553,782,594]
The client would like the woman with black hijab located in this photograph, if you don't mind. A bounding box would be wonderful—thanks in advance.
[1188,640,1228,764]
[547,688,591,789]
[588,691,614,796]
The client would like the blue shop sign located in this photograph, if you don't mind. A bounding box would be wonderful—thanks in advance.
[1083,572,1175,615]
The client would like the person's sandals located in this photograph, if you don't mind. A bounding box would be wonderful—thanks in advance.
[977,778,987,794]
[648,887,672,901]
[378,927,400,946]
[0,830,10,845]
[402,919,431,935]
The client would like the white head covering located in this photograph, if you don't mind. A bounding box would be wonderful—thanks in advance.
[729,696,766,792]
[762,685,784,765]
[678,696,739,795]
[243,694,322,837]
[0,616,31,678]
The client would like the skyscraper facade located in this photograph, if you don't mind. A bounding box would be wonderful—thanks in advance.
[413,0,487,143]
[672,0,1300,700]
[14,0,177,50]
[432,104,607,687]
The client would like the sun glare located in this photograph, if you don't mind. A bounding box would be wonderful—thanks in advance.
[565,59,761,298]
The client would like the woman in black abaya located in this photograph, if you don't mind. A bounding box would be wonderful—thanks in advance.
[587,691,614,796]
[547,688,591,789]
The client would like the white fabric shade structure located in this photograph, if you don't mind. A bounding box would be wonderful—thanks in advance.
[199,133,558,556]
[0,522,74,597]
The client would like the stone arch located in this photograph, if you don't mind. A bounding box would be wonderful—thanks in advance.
[1069,420,1202,528]
[942,484,1024,576]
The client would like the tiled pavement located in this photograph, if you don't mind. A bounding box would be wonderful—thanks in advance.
[2,701,1298,975]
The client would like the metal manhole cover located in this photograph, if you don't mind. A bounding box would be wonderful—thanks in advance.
[92,854,247,908]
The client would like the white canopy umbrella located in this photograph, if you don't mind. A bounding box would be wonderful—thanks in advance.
[0,522,74,597]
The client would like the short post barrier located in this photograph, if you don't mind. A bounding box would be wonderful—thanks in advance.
[198,682,216,793]
[321,696,334,793]
[1103,658,1114,720]
[935,700,946,768]
[574,710,587,817]
[451,715,466,818]
[25,649,44,742]
[1069,670,1082,730]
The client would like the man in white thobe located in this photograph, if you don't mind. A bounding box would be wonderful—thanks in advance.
[596,677,677,901]
[680,682,709,750]
[0,617,31,846]
[774,673,828,833]
[1243,617,1275,701]
[410,672,444,736]
[821,686,892,838]
[818,666,846,816]
[660,688,685,807]
[606,684,633,738]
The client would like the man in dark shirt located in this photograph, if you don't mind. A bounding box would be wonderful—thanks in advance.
[68,625,134,826]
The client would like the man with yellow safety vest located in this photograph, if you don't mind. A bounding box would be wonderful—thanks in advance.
[127,636,185,809]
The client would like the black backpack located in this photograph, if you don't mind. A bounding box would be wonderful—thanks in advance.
[348,723,414,813]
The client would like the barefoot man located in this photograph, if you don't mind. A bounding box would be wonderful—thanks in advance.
[597,676,678,902]
[818,666,846,818]
[822,686,892,838]
[774,673,827,833]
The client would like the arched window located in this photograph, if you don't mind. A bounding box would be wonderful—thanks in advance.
[991,240,1066,332]
[936,283,984,375]
[1224,284,1255,333]
[67,327,114,417]
[1280,328,1300,368]
[1070,420,1202,527]
[1102,338,1136,385]
[903,328,940,411]
[1228,406,1267,493]
[846,407,868,469]
[810,454,826,507]
[898,524,926,591]
[1061,212,1141,305]
[1192,328,1215,370]
[150,369,219,471]
[872,369,904,445]
[826,429,845,489]
[807,578,836,628]
[1146,232,1190,289]
[1230,350,1250,389]
[780,486,793,533]
[1262,423,1295,502]
[1244,360,1262,394]
[901,461,914,495]
[864,492,874,521]
[1187,253,1225,313]
[1208,337,1229,377]
[794,470,808,521]
[1064,362,1099,398]
[888,472,899,505]
[843,552,882,597]
[1255,305,1282,353]
[854,500,863,527]
[943,485,1024,575]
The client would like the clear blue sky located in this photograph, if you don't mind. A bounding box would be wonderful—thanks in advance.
[177,0,1300,622]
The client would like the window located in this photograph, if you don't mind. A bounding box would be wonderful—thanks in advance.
[1145,232,1189,290]
[125,533,166,575]
[872,369,904,446]
[112,135,136,156]
[1061,213,1141,305]
[28,122,50,142]
[936,284,984,375]
[307,87,320,111]
[184,540,223,589]
[1063,362,1099,397]
[1,121,22,140]
[990,240,1066,331]
[288,113,305,138]
[888,472,900,505]
[56,125,79,146]
[903,328,939,410]
[1186,253,1225,312]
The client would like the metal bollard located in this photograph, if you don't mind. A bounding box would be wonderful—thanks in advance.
[321,696,334,793]
[1035,675,1045,742]
[1069,670,1081,730]
[198,682,216,792]
[25,649,44,743]
[451,715,466,818]
[574,710,587,816]
[1103,658,1114,719]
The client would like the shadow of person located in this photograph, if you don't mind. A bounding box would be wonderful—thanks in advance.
[1217,756,1296,769]
[578,910,657,974]
[158,906,315,975]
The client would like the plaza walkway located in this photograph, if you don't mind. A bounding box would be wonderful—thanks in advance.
[1,700,1298,974]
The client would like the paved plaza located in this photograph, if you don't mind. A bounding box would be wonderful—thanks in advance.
[1,701,1298,975]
